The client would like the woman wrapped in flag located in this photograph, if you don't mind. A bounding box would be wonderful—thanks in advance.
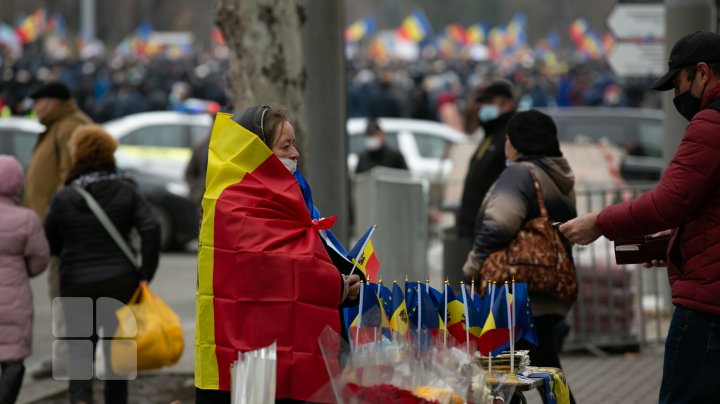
[195,106,361,403]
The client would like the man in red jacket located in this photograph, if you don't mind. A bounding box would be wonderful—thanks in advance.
[560,31,720,403]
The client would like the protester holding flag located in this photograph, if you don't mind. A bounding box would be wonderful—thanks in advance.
[195,106,360,404]
[462,110,577,404]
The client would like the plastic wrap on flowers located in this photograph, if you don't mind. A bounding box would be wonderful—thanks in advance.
[318,326,499,404]
[229,342,277,404]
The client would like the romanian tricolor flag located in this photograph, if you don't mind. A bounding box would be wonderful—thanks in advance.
[478,284,517,356]
[16,9,46,44]
[437,284,467,344]
[349,226,380,282]
[195,113,341,402]
[349,282,390,344]
[601,32,615,54]
[445,24,467,46]
[459,284,484,341]
[488,26,507,59]
[397,9,432,43]
[389,282,410,335]
[345,16,376,43]
[568,18,589,43]
[579,32,602,60]
[466,22,487,44]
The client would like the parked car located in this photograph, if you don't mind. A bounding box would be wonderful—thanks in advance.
[0,116,197,250]
[347,117,468,182]
[540,107,664,183]
[103,111,214,180]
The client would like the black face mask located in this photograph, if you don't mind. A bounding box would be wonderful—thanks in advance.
[673,89,703,121]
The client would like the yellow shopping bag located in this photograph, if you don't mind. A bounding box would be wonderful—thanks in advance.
[111,282,184,374]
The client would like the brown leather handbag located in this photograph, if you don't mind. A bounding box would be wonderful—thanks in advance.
[477,169,578,305]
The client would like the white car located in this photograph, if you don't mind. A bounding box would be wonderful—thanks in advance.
[0,115,201,249]
[347,117,468,182]
[103,111,214,181]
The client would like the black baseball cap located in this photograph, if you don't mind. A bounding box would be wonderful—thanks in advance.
[652,31,720,91]
[476,81,513,101]
[29,82,72,100]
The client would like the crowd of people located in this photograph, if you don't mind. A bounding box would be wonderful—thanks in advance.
[347,57,662,135]
[2,25,720,404]
[0,43,229,122]
[0,41,663,130]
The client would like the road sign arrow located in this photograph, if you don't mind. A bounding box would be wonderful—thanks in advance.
[607,4,665,39]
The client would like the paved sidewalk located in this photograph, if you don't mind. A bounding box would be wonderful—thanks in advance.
[525,346,665,404]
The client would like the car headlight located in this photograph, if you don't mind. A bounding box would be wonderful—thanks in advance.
[166,182,190,198]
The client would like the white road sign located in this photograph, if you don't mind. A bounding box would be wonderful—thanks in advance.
[607,42,665,77]
[607,4,665,39]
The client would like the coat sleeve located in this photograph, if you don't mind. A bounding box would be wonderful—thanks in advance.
[44,192,64,256]
[24,211,50,277]
[597,111,720,239]
[132,188,161,282]
[472,165,533,259]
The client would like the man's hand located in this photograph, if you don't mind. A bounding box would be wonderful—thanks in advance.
[643,260,667,268]
[642,230,671,268]
[559,211,603,245]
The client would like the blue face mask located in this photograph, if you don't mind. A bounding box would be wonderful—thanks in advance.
[478,105,500,123]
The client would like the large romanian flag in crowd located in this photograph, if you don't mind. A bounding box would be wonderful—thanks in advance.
[195,113,341,401]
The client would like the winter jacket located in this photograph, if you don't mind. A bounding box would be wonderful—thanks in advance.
[24,100,92,220]
[597,80,720,316]
[0,156,49,362]
[44,169,161,288]
[471,157,577,315]
[356,145,408,175]
[457,112,514,238]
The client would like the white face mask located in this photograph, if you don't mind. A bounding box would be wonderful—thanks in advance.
[279,157,297,174]
[364,136,382,151]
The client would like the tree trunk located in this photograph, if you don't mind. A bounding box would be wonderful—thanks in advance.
[215,0,307,152]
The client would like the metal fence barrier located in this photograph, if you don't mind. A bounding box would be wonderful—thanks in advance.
[352,167,429,283]
[565,186,672,353]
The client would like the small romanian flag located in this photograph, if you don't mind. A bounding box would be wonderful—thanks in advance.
[349,226,380,282]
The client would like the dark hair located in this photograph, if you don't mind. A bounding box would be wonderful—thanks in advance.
[684,62,720,81]
[262,107,289,148]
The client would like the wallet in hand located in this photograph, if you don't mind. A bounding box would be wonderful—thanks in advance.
[614,234,671,265]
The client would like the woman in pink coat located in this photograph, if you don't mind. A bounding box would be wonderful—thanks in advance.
[0,155,49,404]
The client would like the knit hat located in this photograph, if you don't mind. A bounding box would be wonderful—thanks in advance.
[507,110,562,157]
[0,155,24,197]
